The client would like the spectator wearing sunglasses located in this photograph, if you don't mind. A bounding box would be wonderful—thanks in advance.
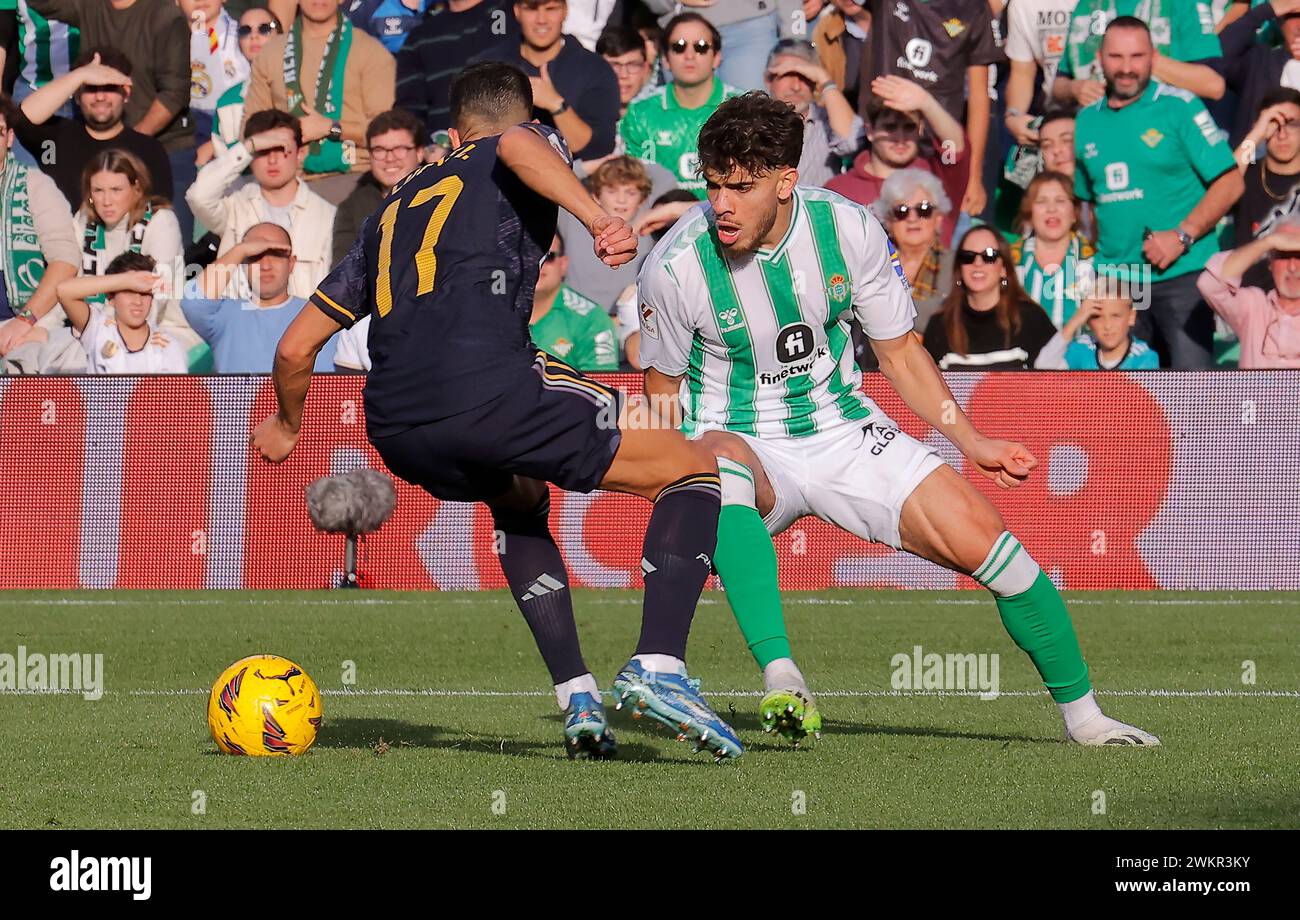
[187,108,337,299]
[472,0,619,160]
[10,47,174,211]
[762,38,863,188]
[923,225,1057,370]
[826,80,967,245]
[1197,222,1300,368]
[619,12,741,198]
[200,7,284,164]
[870,168,953,335]
[1010,171,1095,332]
[641,0,797,93]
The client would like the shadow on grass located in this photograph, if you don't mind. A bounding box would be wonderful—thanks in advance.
[721,708,1055,746]
[315,716,676,763]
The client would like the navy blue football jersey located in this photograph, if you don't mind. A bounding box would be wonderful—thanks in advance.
[311,124,572,437]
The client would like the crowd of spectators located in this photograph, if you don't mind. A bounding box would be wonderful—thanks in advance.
[0,0,1297,375]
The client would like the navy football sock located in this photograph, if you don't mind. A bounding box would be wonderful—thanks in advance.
[492,493,588,685]
[633,472,722,662]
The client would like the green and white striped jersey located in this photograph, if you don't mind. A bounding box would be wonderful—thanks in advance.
[638,187,916,441]
[3,0,79,93]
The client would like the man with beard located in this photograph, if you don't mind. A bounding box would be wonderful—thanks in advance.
[637,90,1162,748]
[1074,17,1243,369]
[10,46,174,209]
[762,38,862,188]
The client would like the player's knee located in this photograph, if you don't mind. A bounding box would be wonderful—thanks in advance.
[697,430,751,466]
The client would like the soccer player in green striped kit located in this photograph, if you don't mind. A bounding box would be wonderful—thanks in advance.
[638,92,1160,747]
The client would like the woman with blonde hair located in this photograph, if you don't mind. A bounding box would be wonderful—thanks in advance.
[1010,170,1095,330]
[74,149,199,360]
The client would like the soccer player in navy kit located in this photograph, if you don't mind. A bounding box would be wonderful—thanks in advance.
[251,63,744,761]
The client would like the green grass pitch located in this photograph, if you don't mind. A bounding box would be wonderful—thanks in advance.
[1,589,1296,829]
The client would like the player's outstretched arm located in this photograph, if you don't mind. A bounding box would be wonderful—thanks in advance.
[871,331,1037,490]
[497,125,638,267]
[251,303,343,464]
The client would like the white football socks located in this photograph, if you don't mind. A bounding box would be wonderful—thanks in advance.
[763,657,809,694]
[632,654,686,676]
[1058,689,1105,733]
[554,672,600,710]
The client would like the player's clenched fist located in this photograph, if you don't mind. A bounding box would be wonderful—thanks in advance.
[967,437,1037,490]
[590,215,638,268]
[251,414,299,464]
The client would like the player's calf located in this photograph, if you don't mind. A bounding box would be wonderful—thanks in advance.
[901,467,1160,746]
[700,432,820,745]
[488,479,611,756]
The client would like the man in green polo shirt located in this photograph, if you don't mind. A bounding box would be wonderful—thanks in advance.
[530,234,619,372]
[618,11,741,198]
[1074,16,1243,368]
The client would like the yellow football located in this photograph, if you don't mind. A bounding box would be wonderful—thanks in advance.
[207,655,322,756]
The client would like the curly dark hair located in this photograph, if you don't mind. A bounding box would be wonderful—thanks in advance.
[697,91,804,179]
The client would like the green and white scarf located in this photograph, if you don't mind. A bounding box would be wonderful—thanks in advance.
[283,12,352,175]
[0,157,46,315]
[1013,233,1094,330]
[81,204,153,304]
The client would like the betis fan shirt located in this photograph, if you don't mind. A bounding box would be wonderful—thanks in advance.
[530,284,619,371]
[2,0,79,94]
[1058,0,1220,83]
[618,76,742,198]
[860,0,1003,122]
[637,187,916,441]
[1074,80,1235,279]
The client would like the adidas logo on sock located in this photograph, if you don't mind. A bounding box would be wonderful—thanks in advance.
[521,573,565,601]
[641,558,657,576]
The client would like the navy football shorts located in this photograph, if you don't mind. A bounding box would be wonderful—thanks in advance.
[370,352,624,502]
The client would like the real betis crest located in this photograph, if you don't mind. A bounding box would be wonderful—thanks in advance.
[827,273,849,303]
[941,18,965,37]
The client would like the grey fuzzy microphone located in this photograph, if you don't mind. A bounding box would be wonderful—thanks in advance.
[305,469,397,588]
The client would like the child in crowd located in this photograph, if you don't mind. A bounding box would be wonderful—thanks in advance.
[56,252,189,373]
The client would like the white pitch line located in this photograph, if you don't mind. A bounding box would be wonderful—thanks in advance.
[2,596,1298,609]
[3,687,1296,699]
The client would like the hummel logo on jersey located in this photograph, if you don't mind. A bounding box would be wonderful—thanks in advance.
[521,573,565,601]
[641,558,657,576]
[717,306,745,332]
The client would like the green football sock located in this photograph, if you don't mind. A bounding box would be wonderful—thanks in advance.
[714,458,791,670]
[974,532,1092,704]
